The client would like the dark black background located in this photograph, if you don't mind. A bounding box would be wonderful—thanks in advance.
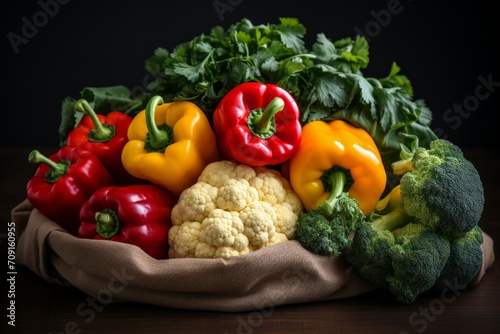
[2,0,499,149]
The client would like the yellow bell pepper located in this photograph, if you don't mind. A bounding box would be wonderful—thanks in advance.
[121,96,220,197]
[289,119,386,215]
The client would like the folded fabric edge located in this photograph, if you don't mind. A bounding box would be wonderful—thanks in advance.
[470,231,495,286]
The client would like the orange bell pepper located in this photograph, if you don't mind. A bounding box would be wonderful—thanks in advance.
[289,119,386,215]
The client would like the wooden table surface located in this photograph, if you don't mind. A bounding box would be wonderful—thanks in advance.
[2,146,499,334]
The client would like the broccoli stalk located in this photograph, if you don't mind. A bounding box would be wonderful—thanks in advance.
[392,139,485,239]
[295,170,365,256]
[367,184,409,232]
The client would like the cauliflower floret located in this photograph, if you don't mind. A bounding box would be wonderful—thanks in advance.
[169,210,252,259]
[171,182,218,225]
[283,188,304,216]
[196,209,251,259]
[232,164,259,181]
[253,166,282,179]
[199,209,247,248]
[273,203,298,238]
[214,247,240,259]
[248,169,303,216]
[239,201,277,246]
[196,209,252,259]
[198,161,256,187]
[216,179,259,211]
[248,172,286,205]
[214,244,251,259]
[254,232,289,250]
[169,222,202,258]
[194,242,217,258]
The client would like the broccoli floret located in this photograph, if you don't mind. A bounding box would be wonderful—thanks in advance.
[388,223,451,304]
[346,186,451,304]
[346,185,410,288]
[393,139,485,239]
[432,225,484,291]
[294,209,354,256]
[346,221,397,289]
[295,170,365,256]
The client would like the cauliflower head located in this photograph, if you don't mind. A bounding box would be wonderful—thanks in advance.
[168,160,303,259]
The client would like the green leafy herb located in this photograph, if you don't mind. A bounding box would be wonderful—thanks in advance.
[58,86,143,145]
[59,17,438,170]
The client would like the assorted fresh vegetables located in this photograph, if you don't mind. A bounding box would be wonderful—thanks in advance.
[24,17,487,304]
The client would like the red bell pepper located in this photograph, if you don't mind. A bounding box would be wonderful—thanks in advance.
[27,146,114,235]
[78,185,177,259]
[213,82,302,167]
[66,99,139,185]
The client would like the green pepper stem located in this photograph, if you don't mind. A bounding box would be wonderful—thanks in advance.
[317,171,346,217]
[75,99,114,142]
[95,209,120,238]
[145,95,172,150]
[28,150,68,180]
[247,97,284,139]
[257,97,284,132]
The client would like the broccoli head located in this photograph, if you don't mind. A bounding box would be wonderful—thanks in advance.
[295,170,365,256]
[347,140,486,303]
[345,220,396,289]
[393,139,485,239]
[346,186,451,304]
[294,209,356,256]
[388,223,451,303]
[432,225,484,291]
